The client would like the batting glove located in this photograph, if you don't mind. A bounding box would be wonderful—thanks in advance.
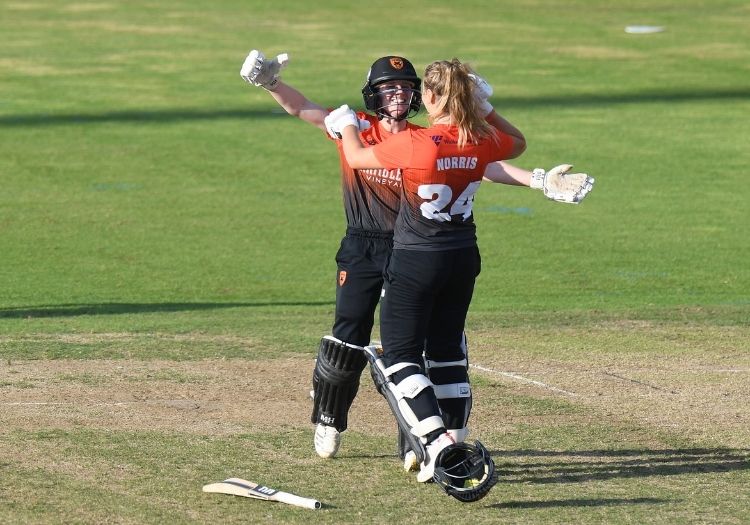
[469,73,494,117]
[240,49,289,91]
[530,164,595,204]
[324,104,371,139]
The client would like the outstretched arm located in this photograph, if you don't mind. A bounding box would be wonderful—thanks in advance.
[470,75,593,203]
[483,161,533,185]
[484,162,595,204]
[240,49,328,131]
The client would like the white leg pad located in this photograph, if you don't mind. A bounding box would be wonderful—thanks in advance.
[410,415,447,438]
[388,372,445,439]
[447,427,469,443]
[395,372,433,399]
[424,358,468,369]
[433,382,471,399]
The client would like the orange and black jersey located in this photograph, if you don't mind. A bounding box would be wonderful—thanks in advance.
[372,124,516,250]
[329,112,421,233]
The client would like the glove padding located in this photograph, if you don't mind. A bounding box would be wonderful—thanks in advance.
[324,104,371,139]
[240,49,289,91]
[468,73,493,117]
[530,164,595,204]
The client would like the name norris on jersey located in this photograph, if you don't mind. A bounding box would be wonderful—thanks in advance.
[436,156,478,171]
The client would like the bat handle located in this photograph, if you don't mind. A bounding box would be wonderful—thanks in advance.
[276,491,322,510]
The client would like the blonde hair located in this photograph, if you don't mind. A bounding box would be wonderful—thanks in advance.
[422,58,495,148]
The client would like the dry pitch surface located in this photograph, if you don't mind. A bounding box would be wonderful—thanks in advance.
[2,329,748,447]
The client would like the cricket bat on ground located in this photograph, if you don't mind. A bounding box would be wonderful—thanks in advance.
[202,477,322,510]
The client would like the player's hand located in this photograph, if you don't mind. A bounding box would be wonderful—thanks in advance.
[469,73,493,117]
[324,104,371,139]
[530,164,595,204]
[240,49,289,91]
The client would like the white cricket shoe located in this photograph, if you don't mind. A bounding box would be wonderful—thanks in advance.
[403,450,419,472]
[314,423,341,459]
[416,433,455,482]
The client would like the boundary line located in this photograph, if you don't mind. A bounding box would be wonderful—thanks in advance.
[470,363,579,397]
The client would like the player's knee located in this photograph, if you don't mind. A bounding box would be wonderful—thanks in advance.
[332,318,373,348]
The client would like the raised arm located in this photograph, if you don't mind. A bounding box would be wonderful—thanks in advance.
[240,49,329,131]
[485,111,526,158]
[470,73,526,158]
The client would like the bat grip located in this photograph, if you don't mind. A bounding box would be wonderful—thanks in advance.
[276,491,322,509]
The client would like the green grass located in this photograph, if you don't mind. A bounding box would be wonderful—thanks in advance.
[2,427,748,524]
[1,0,749,523]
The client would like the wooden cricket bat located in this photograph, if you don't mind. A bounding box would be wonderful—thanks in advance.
[202,477,321,510]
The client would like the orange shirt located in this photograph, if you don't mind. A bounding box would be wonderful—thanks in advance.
[372,124,515,250]
[329,112,421,233]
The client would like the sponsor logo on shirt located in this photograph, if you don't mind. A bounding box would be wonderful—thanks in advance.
[360,168,402,187]
[432,135,461,145]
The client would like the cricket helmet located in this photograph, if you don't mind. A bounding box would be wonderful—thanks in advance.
[432,441,498,503]
[362,56,422,120]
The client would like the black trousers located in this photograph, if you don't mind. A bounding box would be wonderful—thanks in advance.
[331,229,393,347]
[379,246,481,368]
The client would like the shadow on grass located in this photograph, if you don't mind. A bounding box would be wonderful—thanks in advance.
[490,447,750,485]
[2,87,749,128]
[490,497,670,510]
[0,301,334,319]
[481,447,748,509]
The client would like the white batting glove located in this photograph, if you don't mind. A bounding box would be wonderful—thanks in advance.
[240,49,289,91]
[324,104,371,139]
[469,73,494,117]
[530,164,595,204]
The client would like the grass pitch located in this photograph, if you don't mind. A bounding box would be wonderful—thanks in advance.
[1,1,749,523]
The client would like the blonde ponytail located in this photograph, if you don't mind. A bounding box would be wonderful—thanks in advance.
[423,59,495,148]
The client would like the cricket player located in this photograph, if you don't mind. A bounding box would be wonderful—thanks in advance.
[240,50,594,462]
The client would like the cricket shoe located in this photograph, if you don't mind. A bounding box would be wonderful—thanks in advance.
[403,450,419,472]
[416,432,456,483]
[404,428,467,470]
[314,423,341,459]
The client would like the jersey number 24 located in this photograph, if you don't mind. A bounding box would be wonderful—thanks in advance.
[418,181,481,222]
